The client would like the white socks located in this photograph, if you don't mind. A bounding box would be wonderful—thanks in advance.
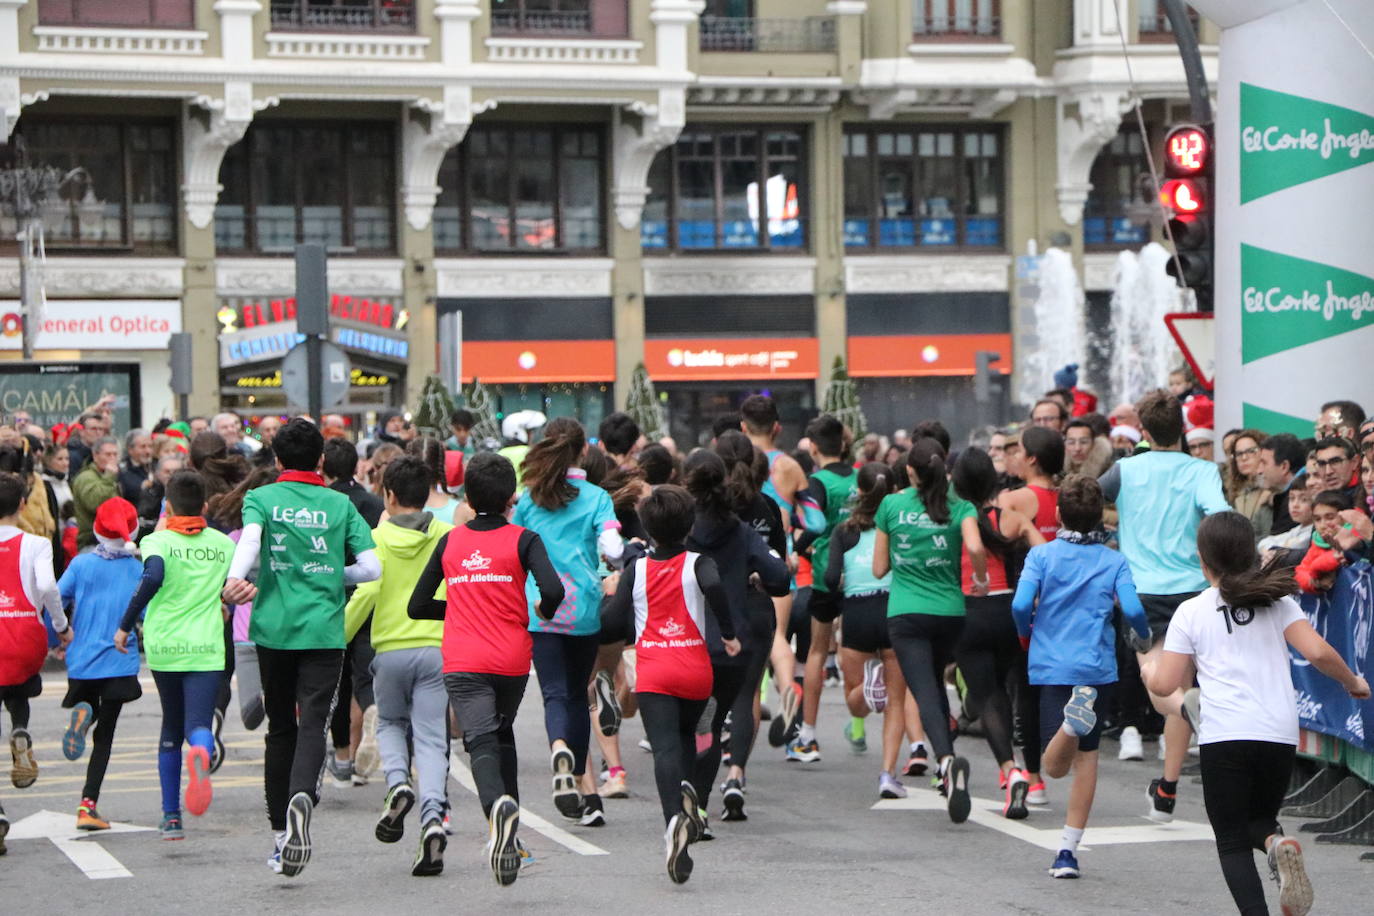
[1060,826,1084,854]
[798,723,816,744]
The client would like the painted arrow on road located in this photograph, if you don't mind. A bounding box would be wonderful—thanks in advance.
[7,809,153,879]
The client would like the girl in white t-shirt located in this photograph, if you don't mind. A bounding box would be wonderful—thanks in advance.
[1144,511,1369,916]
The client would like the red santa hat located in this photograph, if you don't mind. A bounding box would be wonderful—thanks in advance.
[1184,394,1214,432]
[93,497,139,553]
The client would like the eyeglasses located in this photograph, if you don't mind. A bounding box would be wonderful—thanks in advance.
[1312,456,1351,469]
[1233,446,1260,459]
[1188,442,1211,454]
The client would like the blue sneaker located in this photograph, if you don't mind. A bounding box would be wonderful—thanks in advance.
[1049,849,1080,879]
[1062,686,1099,737]
[785,739,821,763]
[160,812,184,841]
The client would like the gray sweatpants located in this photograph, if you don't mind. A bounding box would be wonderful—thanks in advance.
[371,646,449,824]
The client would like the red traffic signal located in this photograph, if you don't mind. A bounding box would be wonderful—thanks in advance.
[1160,178,1204,214]
[1164,126,1209,176]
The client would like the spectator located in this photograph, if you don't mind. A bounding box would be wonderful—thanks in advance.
[1107,403,1141,431]
[67,410,111,474]
[987,429,1012,475]
[1259,480,1314,563]
[1029,398,1068,434]
[1296,491,1354,594]
[188,416,210,436]
[138,454,184,536]
[1315,400,1365,441]
[42,443,73,516]
[213,411,253,458]
[892,428,912,451]
[1185,428,1216,464]
[1064,417,1113,480]
[911,419,951,454]
[1223,429,1272,539]
[1258,433,1307,536]
[374,409,406,447]
[1167,365,1206,401]
[117,428,155,504]
[365,441,404,496]
[1220,428,1242,464]
[323,438,383,529]
[72,435,120,549]
[1311,437,1360,504]
[445,409,476,458]
[257,416,282,448]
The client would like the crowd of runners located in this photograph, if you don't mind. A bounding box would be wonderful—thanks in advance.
[1,368,1372,915]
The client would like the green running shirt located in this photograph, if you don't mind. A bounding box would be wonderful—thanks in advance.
[875,490,976,617]
[140,528,235,672]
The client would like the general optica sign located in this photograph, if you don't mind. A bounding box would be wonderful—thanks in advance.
[0,301,181,350]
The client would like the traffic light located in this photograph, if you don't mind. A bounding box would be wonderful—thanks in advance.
[974,350,1001,404]
[1161,124,1213,311]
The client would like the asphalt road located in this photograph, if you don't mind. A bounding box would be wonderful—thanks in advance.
[2,670,1368,915]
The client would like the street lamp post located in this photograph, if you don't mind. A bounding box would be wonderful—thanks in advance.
[0,136,60,360]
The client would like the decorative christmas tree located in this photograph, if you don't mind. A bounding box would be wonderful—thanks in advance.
[822,355,868,443]
[413,374,456,439]
[461,377,502,447]
[624,362,668,442]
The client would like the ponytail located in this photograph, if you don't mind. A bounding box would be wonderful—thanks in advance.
[715,430,759,512]
[1197,511,1297,609]
[521,417,586,510]
[842,462,893,532]
[405,435,449,496]
[908,437,949,525]
[684,449,732,522]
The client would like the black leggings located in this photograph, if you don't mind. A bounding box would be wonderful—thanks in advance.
[81,697,126,802]
[789,587,813,667]
[726,600,775,770]
[216,619,235,717]
[691,662,746,810]
[638,691,708,826]
[956,594,1020,768]
[0,690,30,734]
[1200,740,1295,916]
[888,613,964,762]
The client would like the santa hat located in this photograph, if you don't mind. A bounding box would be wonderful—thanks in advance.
[444,450,465,490]
[1186,427,1215,446]
[94,497,139,553]
[1184,394,1214,432]
[1110,425,1142,444]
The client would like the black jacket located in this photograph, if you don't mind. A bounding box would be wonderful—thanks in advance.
[331,478,384,529]
[687,511,789,665]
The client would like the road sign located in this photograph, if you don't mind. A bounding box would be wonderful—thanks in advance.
[1164,312,1215,390]
[281,339,350,410]
[8,808,153,879]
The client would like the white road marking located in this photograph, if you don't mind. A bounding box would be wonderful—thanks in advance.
[448,752,608,856]
[873,793,1215,851]
[8,809,154,879]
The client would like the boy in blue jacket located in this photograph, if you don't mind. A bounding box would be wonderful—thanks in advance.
[1012,475,1151,881]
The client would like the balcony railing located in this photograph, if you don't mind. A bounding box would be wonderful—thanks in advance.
[699,17,837,53]
[912,0,1000,40]
[491,10,592,35]
[37,0,195,29]
[269,1,416,32]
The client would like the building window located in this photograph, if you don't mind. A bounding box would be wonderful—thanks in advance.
[1137,1,1200,40]
[698,0,837,52]
[843,126,1003,250]
[912,0,1000,39]
[0,120,177,253]
[215,122,396,255]
[1084,128,1153,247]
[642,127,806,252]
[491,0,592,34]
[36,0,195,28]
[435,125,604,254]
[269,0,416,32]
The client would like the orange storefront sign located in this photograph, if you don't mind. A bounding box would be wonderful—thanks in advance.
[461,340,615,383]
[644,338,820,381]
[848,334,1014,377]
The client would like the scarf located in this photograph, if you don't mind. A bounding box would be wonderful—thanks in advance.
[1056,528,1110,545]
[278,470,325,487]
[95,533,138,560]
[166,515,207,536]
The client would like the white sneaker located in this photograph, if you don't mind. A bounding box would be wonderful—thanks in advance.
[1118,726,1144,761]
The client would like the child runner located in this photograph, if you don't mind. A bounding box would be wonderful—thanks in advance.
[57,497,144,831]
[602,485,739,883]
[221,418,379,876]
[116,471,236,839]
[344,456,452,876]
[409,452,565,886]
[1011,475,1152,879]
[512,418,622,826]
[874,438,987,824]
[1144,511,1369,916]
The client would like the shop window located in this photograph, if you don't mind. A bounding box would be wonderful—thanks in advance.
[435,125,604,254]
[912,0,1000,40]
[269,1,416,32]
[643,126,807,252]
[37,0,195,28]
[0,119,177,253]
[1137,1,1200,41]
[492,383,611,435]
[1084,127,1153,248]
[843,125,1003,250]
[215,121,397,255]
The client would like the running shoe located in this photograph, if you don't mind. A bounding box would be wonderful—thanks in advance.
[594,670,622,738]
[769,682,803,747]
[721,778,747,821]
[281,791,314,877]
[824,664,840,688]
[326,755,354,788]
[352,769,370,787]
[1062,686,1098,737]
[0,802,7,856]
[842,720,868,755]
[267,831,285,874]
[681,781,706,841]
[638,738,653,753]
[1003,769,1030,820]
[943,756,972,824]
[1027,781,1048,806]
[786,738,822,763]
[1147,778,1176,823]
[355,705,380,777]
[209,708,226,774]
[598,769,628,799]
[242,692,266,731]
[1181,687,1203,734]
[160,812,184,841]
[1267,836,1313,916]
[1048,849,1080,879]
[879,771,907,799]
[904,743,929,777]
[76,798,109,831]
[185,745,214,817]
[487,795,521,886]
[515,837,535,868]
[63,702,94,761]
[862,658,887,713]
[376,783,415,843]
[412,818,446,877]
[9,728,37,788]
[696,811,715,841]
[1118,725,1145,761]
[550,746,581,820]
[580,794,606,827]
[665,814,693,884]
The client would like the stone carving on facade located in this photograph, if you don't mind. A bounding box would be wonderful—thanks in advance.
[436,260,614,299]
[644,259,817,296]
[216,260,405,296]
[1055,88,1131,226]
[844,255,1011,294]
[0,259,185,297]
[613,88,686,230]
[402,85,477,232]
[182,83,277,229]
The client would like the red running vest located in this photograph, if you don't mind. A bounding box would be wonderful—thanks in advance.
[440,524,533,677]
[0,533,46,687]
[632,552,713,701]
[1028,485,1060,542]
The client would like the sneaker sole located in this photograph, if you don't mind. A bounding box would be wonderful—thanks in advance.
[1004,779,1029,820]
[185,747,213,817]
[489,799,521,886]
[210,713,226,774]
[551,748,581,820]
[1063,687,1099,737]
[10,730,37,789]
[355,706,379,777]
[594,673,622,738]
[376,787,415,843]
[947,757,972,824]
[667,816,694,884]
[770,686,801,747]
[1146,785,1176,823]
[1273,839,1313,916]
[1050,867,1080,879]
[161,828,184,841]
[77,818,109,832]
[63,703,93,761]
[880,787,907,800]
[863,661,887,713]
[412,829,446,877]
[281,795,313,877]
[721,788,746,821]
[681,783,705,842]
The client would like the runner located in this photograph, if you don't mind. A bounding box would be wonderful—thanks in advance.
[409,452,564,886]
[221,418,379,876]
[1010,475,1151,878]
[1143,511,1370,916]
[874,438,987,823]
[999,426,1064,542]
[602,484,739,884]
[116,471,236,839]
[512,417,623,827]
[56,497,144,831]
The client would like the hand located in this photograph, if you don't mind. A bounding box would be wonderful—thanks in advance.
[57,627,72,647]
[1349,676,1371,700]
[722,638,741,657]
[601,571,621,597]
[1335,526,1365,552]
[221,577,257,605]
[970,581,989,598]
[1340,510,1374,541]
[113,628,130,653]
